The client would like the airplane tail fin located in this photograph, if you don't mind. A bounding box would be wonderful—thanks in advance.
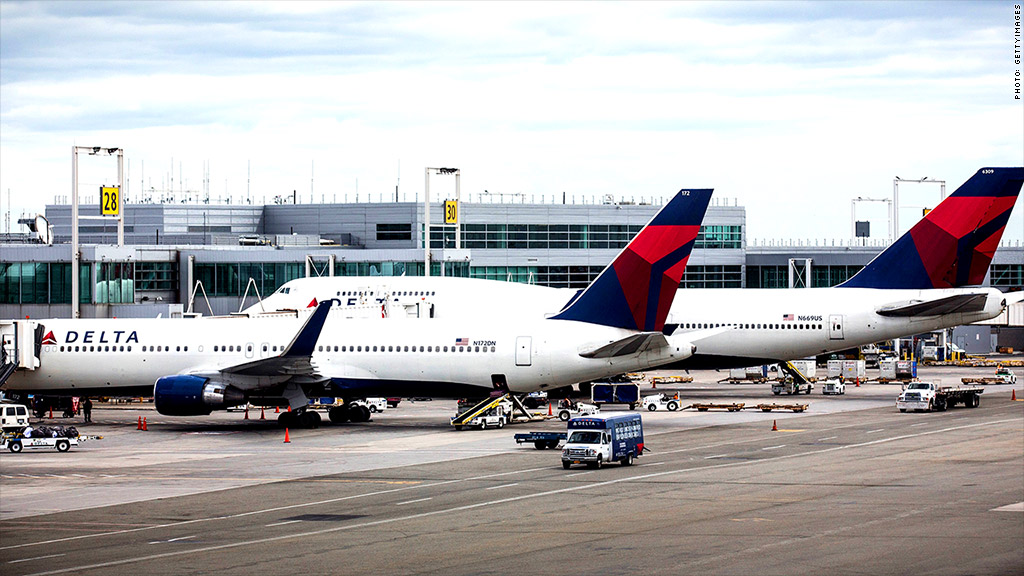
[552,189,713,331]
[840,167,1024,289]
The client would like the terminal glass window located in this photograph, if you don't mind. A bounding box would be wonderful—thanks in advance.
[746,265,789,289]
[135,262,179,291]
[0,262,90,304]
[95,262,135,304]
[376,223,412,241]
[680,265,742,288]
[990,264,1023,288]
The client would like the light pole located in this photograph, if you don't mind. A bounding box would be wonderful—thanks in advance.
[423,167,460,277]
[893,176,945,237]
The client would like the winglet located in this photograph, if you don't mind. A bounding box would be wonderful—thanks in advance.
[840,167,1024,289]
[552,189,713,331]
[282,301,333,357]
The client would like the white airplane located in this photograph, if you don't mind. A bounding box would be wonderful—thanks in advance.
[1,188,715,428]
[247,167,1024,370]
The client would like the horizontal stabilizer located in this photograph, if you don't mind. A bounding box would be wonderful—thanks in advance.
[876,293,990,317]
[580,332,668,359]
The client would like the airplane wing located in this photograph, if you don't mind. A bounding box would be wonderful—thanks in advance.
[875,293,990,317]
[220,300,333,377]
[580,332,668,358]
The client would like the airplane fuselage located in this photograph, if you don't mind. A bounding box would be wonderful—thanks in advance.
[250,276,1008,369]
[3,314,692,398]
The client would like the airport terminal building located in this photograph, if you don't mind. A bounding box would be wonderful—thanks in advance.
[2,197,1022,351]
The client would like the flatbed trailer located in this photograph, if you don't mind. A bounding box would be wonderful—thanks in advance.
[514,431,567,450]
[755,403,808,413]
[897,382,984,412]
[692,403,744,412]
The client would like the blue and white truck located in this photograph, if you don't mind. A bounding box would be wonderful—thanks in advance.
[561,413,644,469]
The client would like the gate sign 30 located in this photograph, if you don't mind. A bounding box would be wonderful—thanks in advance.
[100,186,120,216]
[444,200,458,224]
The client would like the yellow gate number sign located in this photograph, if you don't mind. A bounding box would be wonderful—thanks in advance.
[444,200,458,224]
[100,186,120,216]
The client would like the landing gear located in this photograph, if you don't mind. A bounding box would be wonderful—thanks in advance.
[327,404,371,424]
[278,409,321,429]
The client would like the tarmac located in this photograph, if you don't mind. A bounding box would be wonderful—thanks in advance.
[0,364,1022,575]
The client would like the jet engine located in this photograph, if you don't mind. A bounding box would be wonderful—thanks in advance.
[154,375,245,416]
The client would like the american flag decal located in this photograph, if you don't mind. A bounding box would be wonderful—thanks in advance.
[782,314,794,321]
[455,337,469,346]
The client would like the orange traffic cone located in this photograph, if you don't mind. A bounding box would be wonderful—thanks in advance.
[260,407,266,420]
[244,407,249,420]
[548,403,553,416]
[1013,389,1018,401]
[137,416,142,430]
[275,405,280,414]
[772,420,778,431]
[283,428,291,443]
[652,380,657,389]
[856,378,860,387]
[49,407,53,419]
[142,417,148,431]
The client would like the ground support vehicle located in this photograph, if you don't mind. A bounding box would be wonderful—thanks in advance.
[641,393,681,411]
[772,361,814,395]
[897,382,984,412]
[561,413,644,469]
[555,399,599,422]
[451,394,539,430]
[693,403,744,412]
[755,403,808,413]
[1,402,30,431]
[591,383,640,409]
[821,379,846,395]
[351,398,388,413]
[514,431,567,450]
[522,391,548,409]
[2,429,101,453]
[961,367,1016,385]
[772,379,813,395]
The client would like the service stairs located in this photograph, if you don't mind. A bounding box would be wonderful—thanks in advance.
[450,393,537,428]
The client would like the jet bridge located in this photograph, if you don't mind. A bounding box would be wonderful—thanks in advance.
[1,320,42,386]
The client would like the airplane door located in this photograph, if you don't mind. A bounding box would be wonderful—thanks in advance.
[515,336,532,366]
[829,315,845,340]
[245,342,255,359]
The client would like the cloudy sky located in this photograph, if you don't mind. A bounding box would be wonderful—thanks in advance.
[1,1,1022,243]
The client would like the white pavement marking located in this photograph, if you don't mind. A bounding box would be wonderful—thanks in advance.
[761,445,786,451]
[7,554,65,564]
[15,418,1023,576]
[265,520,303,527]
[485,483,519,490]
[148,535,195,545]
[639,462,665,466]
[865,429,884,434]
[991,502,1024,512]
[704,454,730,459]
[395,498,433,506]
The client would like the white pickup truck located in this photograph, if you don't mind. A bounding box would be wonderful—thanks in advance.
[896,381,983,412]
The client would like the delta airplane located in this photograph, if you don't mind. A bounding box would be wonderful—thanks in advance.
[1,189,715,428]
[247,167,1024,370]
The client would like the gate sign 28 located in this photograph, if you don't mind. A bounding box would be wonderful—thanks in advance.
[100,186,120,216]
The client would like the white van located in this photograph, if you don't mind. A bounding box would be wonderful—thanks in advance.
[1,403,30,431]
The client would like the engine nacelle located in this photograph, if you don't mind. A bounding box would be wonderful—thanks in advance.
[154,375,245,416]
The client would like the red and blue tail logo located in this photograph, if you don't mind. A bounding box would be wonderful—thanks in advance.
[841,167,1023,289]
[553,189,713,331]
